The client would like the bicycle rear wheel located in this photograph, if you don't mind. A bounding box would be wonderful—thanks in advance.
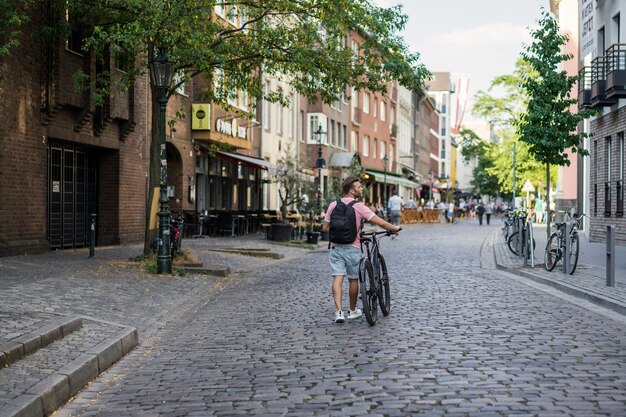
[507,231,520,256]
[378,255,390,316]
[544,233,559,271]
[359,257,378,326]
[568,232,580,275]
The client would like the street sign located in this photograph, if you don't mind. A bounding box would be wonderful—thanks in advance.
[522,179,535,193]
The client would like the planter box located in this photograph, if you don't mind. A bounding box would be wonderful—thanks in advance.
[270,223,293,241]
[306,231,321,244]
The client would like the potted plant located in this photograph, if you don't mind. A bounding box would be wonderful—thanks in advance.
[271,145,315,241]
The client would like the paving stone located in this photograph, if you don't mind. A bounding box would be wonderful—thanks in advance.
[2,223,626,416]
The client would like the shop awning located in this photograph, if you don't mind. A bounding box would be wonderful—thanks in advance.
[216,151,275,170]
[364,170,420,189]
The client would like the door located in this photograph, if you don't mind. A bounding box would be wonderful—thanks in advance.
[48,142,98,249]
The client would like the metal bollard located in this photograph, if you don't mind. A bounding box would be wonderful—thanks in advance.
[607,225,616,287]
[563,222,571,274]
[517,217,524,259]
[89,213,97,258]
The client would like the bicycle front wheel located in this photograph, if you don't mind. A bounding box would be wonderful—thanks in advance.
[568,232,580,275]
[544,233,559,271]
[507,231,520,256]
[378,255,391,316]
[359,257,378,326]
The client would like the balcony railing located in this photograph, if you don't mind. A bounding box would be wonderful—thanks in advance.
[578,67,592,109]
[617,180,624,217]
[591,56,618,107]
[605,181,612,216]
[605,43,626,98]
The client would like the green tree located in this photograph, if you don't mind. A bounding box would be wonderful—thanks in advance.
[517,10,595,235]
[274,145,316,223]
[0,0,30,56]
[471,59,554,200]
[0,0,429,252]
[458,128,498,197]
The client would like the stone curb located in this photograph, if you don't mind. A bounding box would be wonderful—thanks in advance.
[206,248,285,259]
[490,230,626,317]
[0,325,138,417]
[183,265,231,277]
[0,316,82,368]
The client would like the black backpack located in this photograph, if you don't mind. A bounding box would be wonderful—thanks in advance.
[329,199,359,244]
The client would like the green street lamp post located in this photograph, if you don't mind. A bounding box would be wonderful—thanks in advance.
[149,46,177,274]
[314,125,326,216]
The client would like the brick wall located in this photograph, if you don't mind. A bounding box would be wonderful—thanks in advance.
[0,4,149,256]
[589,108,626,245]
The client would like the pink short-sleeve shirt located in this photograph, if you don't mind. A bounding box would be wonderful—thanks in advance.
[324,197,376,248]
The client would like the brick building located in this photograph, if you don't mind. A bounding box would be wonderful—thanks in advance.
[0,4,151,256]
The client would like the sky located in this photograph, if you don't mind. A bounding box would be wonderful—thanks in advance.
[373,0,549,121]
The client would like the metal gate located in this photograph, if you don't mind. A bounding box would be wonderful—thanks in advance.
[48,142,98,249]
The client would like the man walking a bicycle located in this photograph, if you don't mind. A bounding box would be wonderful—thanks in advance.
[322,176,400,323]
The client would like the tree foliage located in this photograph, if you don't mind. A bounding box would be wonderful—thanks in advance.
[16,0,429,107]
[0,0,30,56]
[517,10,595,166]
[470,59,555,198]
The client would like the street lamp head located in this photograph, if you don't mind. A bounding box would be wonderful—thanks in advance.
[149,46,177,92]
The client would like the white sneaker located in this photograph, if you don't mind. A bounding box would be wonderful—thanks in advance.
[334,310,345,323]
[347,308,362,320]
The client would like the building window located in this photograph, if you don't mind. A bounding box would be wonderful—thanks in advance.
[351,88,358,109]
[263,81,270,130]
[66,4,84,54]
[277,103,283,135]
[288,95,294,138]
[330,120,336,146]
[380,101,386,122]
[351,131,358,152]
[343,125,348,149]
[373,98,378,117]
[363,93,370,113]
[373,138,377,159]
[380,141,385,160]
[363,135,370,157]
[390,144,395,165]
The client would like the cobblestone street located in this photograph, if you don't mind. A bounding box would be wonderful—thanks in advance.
[41,222,626,417]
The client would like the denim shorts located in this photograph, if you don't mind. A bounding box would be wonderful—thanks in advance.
[329,245,362,279]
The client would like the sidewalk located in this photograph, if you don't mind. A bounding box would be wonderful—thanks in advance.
[489,225,626,317]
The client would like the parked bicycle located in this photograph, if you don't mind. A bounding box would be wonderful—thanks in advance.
[544,211,586,274]
[358,228,400,326]
[502,208,515,242]
[151,215,184,259]
[507,210,536,261]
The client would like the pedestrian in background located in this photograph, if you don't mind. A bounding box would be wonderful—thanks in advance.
[323,176,399,323]
[485,201,493,225]
[476,201,485,225]
[387,190,404,239]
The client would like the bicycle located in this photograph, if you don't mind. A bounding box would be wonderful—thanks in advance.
[502,208,515,242]
[507,210,536,261]
[544,211,586,274]
[358,228,400,326]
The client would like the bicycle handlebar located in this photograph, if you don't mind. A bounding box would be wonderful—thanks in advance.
[361,227,401,238]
